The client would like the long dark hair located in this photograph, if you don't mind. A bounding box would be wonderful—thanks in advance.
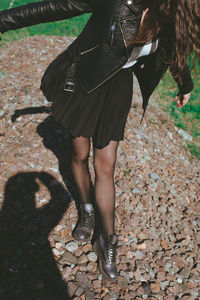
[134,0,200,86]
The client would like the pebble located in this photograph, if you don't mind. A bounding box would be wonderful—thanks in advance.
[59,251,77,265]
[108,290,119,300]
[117,276,129,288]
[52,248,61,257]
[67,281,79,298]
[150,173,160,180]
[77,253,88,264]
[65,241,79,253]
[177,128,193,142]
[87,252,97,262]
[0,110,5,118]
[150,282,160,293]
[132,250,145,259]
[75,286,84,297]
[76,271,92,288]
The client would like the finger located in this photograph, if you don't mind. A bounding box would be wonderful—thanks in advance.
[176,98,184,108]
[176,100,183,108]
[181,95,190,106]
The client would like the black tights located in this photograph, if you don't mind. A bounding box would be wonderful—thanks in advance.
[71,136,119,237]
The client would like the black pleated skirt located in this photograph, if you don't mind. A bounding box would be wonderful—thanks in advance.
[40,48,133,149]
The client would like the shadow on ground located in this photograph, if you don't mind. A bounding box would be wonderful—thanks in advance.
[0,171,72,299]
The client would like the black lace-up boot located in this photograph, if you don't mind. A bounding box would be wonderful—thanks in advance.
[93,233,118,282]
[72,203,95,242]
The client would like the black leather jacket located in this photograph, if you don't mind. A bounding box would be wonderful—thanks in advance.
[0,0,194,123]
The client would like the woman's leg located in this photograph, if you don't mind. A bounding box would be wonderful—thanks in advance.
[93,140,119,237]
[70,136,91,204]
[93,140,119,281]
[70,136,95,242]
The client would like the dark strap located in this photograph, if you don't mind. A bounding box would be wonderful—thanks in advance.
[64,62,77,92]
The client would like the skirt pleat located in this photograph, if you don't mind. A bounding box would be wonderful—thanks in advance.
[40,48,133,149]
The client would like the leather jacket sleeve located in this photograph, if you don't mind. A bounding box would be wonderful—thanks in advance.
[169,63,194,95]
[0,0,93,34]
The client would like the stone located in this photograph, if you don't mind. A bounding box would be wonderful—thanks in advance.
[108,290,120,300]
[59,251,77,265]
[133,268,143,281]
[136,285,145,295]
[177,129,193,142]
[102,295,109,300]
[87,262,97,272]
[75,286,84,297]
[165,263,172,272]
[182,296,193,300]
[160,240,168,250]
[67,281,79,298]
[87,251,97,262]
[52,248,62,257]
[148,268,155,279]
[119,270,130,282]
[137,242,147,251]
[171,255,186,268]
[150,173,160,180]
[150,283,160,293]
[117,276,129,288]
[142,283,151,295]
[82,244,92,253]
[77,253,88,264]
[160,280,169,290]
[132,250,145,259]
[74,247,83,257]
[65,241,78,252]
[157,271,166,281]
[62,266,72,281]
[137,231,148,240]
[76,271,92,288]
[92,280,101,290]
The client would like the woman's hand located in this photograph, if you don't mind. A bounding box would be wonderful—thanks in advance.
[175,92,191,109]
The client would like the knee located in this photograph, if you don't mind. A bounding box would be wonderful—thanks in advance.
[71,149,89,165]
[94,157,116,178]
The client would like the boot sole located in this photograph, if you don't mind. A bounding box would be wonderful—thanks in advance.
[93,241,118,283]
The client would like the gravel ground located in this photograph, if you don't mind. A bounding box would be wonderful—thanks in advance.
[0,36,199,300]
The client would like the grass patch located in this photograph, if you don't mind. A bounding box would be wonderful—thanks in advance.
[156,67,200,160]
[186,142,200,160]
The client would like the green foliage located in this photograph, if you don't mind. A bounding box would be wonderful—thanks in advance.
[156,67,200,160]
[186,142,200,160]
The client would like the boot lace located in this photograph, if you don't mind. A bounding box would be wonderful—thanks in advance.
[107,244,116,264]
[80,206,93,228]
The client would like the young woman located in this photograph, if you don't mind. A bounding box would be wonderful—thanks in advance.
[0,0,199,282]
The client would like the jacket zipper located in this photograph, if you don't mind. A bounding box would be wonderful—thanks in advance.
[81,21,129,94]
[110,22,116,45]
[80,45,99,55]
[119,21,129,60]
[86,67,123,94]
[86,22,129,94]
